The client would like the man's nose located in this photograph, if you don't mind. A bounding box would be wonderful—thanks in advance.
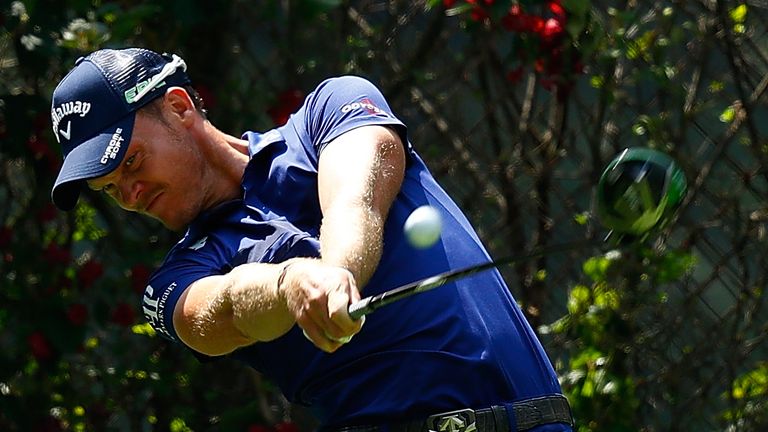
[117,179,146,210]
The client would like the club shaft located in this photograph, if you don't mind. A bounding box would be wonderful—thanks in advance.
[348,240,600,320]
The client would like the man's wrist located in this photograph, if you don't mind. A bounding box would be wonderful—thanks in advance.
[276,261,296,295]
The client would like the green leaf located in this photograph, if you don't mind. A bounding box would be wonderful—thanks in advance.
[131,323,157,337]
[310,0,343,7]
[730,363,768,399]
[708,80,724,92]
[563,0,591,19]
[568,284,592,314]
[720,106,736,123]
[730,4,748,23]
[445,4,473,17]
[169,418,192,432]
[583,256,611,281]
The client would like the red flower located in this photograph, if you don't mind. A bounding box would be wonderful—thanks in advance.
[130,264,152,294]
[26,134,62,173]
[539,77,557,91]
[194,84,217,111]
[540,47,564,75]
[32,112,50,134]
[27,135,54,159]
[78,260,104,289]
[0,226,12,249]
[111,302,136,327]
[66,303,89,326]
[539,18,564,44]
[274,422,300,432]
[37,203,58,223]
[28,331,53,361]
[501,6,544,33]
[267,89,304,126]
[548,1,566,20]
[506,66,525,84]
[443,0,457,7]
[529,15,545,33]
[469,5,489,22]
[33,415,64,432]
[46,155,62,173]
[43,243,71,266]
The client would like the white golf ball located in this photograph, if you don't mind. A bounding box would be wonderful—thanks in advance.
[404,205,442,249]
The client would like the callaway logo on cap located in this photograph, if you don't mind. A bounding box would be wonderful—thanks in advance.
[50,48,191,210]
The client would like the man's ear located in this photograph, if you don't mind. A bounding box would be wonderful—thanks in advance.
[164,87,196,126]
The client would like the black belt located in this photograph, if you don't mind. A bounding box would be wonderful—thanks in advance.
[336,395,574,432]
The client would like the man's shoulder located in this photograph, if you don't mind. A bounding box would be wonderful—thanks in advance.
[308,75,383,101]
[159,201,320,270]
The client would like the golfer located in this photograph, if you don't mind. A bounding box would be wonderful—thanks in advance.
[50,48,573,432]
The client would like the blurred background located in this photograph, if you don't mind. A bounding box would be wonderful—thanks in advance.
[2,0,768,430]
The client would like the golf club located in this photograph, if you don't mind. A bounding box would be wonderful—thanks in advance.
[348,239,604,320]
[348,147,688,320]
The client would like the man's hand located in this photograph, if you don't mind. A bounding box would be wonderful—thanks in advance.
[278,260,364,352]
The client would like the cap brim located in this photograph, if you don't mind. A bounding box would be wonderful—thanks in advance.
[51,114,136,210]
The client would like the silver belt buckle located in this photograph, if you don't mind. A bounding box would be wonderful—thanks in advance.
[426,408,477,432]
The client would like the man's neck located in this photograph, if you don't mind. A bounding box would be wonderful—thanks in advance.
[199,122,250,209]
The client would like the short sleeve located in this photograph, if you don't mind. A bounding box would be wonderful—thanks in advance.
[302,75,407,154]
[140,215,321,343]
[140,250,219,342]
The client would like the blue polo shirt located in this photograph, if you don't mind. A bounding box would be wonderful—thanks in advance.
[142,76,570,431]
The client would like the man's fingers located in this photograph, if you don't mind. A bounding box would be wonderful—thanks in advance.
[300,323,343,353]
[327,286,365,335]
[282,261,364,350]
[300,293,362,349]
[307,303,348,340]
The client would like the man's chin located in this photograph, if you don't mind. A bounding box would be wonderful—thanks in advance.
[160,217,188,232]
[141,211,186,232]
[159,213,197,232]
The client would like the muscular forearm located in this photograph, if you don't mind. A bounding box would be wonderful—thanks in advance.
[175,260,299,355]
[317,125,405,289]
[176,256,365,355]
[319,203,384,288]
[225,260,298,342]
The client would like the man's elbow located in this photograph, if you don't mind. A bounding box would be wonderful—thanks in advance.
[173,307,254,356]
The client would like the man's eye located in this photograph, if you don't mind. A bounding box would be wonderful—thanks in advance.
[125,154,137,167]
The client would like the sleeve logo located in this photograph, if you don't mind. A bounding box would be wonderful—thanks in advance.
[340,98,386,115]
[142,282,178,339]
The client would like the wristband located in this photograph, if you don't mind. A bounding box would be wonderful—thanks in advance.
[276,262,295,292]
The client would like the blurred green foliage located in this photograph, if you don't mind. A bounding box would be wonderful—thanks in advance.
[545,245,697,431]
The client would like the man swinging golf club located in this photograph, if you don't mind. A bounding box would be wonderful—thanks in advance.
[50,48,574,432]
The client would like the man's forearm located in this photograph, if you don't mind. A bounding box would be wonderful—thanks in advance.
[173,260,299,356]
[319,204,384,288]
[224,261,297,342]
[316,125,406,289]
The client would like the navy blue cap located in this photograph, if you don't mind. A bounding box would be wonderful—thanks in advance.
[50,48,191,210]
